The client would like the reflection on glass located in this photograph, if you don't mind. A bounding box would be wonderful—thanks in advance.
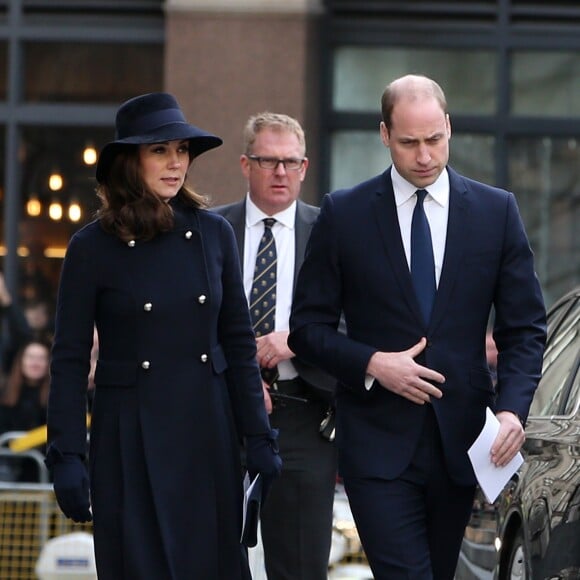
[512,52,580,117]
[508,137,580,303]
[333,47,496,114]
[330,131,494,193]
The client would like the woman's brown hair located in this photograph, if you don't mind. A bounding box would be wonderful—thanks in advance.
[96,146,208,242]
[0,340,51,408]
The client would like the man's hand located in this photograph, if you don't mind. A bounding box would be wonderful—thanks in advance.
[366,338,445,404]
[491,411,525,467]
[256,331,294,369]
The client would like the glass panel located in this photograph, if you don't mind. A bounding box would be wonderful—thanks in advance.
[330,131,494,193]
[512,51,580,117]
[333,47,496,114]
[529,300,579,417]
[508,137,580,304]
[24,42,162,103]
[330,130,389,192]
[0,126,4,258]
[0,42,6,100]
[18,126,112,303]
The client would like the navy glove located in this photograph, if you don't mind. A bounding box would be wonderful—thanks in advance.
[245,429,282,504]
[46,447,92,523]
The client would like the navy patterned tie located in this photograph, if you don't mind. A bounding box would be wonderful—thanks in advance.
[411,189,436,324]
[250,218,278,384]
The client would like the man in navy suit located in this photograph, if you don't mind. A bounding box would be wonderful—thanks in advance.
[214,112,337,580]
[289,75,546,579]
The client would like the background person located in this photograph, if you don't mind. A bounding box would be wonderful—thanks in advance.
[45,92,281,580]
[213,112,337,580]
[289,74,546,579]
[0,339,51,481]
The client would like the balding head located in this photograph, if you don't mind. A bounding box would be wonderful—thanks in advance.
[381,75,447,130]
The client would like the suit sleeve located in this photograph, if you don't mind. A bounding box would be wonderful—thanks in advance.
[493,192,546,421]
[289,194,377,391]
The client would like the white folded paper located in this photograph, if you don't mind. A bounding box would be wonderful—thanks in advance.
[467,407,523,503]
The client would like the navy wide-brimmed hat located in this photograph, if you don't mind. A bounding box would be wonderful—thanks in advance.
[96,92,223,183]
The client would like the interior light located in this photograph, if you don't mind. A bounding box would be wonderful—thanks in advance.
[26,195,42,217]
[68,201,82,222]
[0,246,30,257]
[49,172,63,191]
[48,201,63,221]
[83,145,98,166]
[43,247,67,259]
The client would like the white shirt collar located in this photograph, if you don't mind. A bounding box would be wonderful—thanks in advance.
[245,194,296,230]
[391,166,449,208]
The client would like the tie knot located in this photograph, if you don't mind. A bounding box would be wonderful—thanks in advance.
[263,218,276,229]
[415,189,428,205]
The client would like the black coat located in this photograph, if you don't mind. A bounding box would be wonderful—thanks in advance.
[47,201,271,579]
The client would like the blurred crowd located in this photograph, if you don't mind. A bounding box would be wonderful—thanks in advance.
[0,268,96,483]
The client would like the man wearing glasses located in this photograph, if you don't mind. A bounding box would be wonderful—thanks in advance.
[213,112,337,580]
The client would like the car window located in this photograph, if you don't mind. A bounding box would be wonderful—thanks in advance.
[529,298,580,417]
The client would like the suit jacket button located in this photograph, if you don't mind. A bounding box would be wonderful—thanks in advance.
[198,295,206,304]
[200,354,208,363]
[128,240,136,247]
[143,302,152,311]
[185,230,193,239]
[141,360,151,370]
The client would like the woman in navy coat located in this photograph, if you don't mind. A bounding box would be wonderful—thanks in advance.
[45,93,281,579]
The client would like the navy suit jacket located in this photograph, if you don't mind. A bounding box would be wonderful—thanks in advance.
[213,199,336,398]
[289,167,546,485]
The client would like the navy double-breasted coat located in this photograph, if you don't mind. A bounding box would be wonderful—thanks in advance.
[47,200,271,579]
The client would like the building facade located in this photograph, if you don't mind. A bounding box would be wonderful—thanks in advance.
[0,0,578,306]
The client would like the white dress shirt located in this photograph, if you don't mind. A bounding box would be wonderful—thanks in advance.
[391,166,449,287]
[243,195,298,380]
[365,167,450,389]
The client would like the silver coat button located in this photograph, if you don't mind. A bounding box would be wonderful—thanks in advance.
[200,354,208,363]
[198,295,206,304]
[185,230,193,239]
[144,302,152,311]
[128,240,136,247]
[141,361,150,370]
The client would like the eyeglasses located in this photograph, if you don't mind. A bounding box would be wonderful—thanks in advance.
[247,155,306,171]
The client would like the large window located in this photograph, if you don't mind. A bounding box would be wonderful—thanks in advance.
[0,0,164,304]
[323,0,580,303]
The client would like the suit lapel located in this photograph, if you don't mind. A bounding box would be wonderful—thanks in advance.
[372,172,422,322]
[429,168,470,331]
[294,200,316,291]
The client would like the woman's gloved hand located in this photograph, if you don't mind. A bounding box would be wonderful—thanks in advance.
[245,429,282,504]
[45,446,92,523]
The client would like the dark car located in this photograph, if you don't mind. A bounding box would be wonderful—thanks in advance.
[456,286,580,580]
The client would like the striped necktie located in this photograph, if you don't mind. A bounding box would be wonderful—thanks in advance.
[250,218,278,384]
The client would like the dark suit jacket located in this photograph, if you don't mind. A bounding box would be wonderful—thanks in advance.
[213,199,336,399]
[289,166,547,485]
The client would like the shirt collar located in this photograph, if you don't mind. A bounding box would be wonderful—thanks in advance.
[245,194,296,229]
[391,166,449,208]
